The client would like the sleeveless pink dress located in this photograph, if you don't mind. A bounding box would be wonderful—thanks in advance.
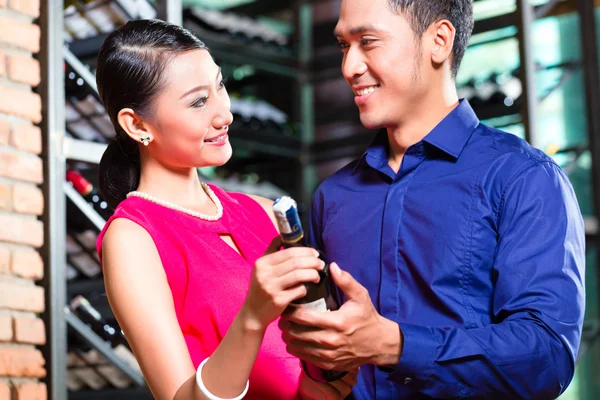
[96,185,301,399]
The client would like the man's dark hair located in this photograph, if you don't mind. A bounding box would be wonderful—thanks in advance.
[387,0,474,78]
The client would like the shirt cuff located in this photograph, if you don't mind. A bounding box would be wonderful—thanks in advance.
[386,323,438,387]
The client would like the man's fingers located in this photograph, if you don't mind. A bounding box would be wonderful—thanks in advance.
[282,305,343,331]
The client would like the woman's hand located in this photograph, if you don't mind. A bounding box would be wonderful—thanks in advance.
[299,368,359,399]
[241,243,325,331]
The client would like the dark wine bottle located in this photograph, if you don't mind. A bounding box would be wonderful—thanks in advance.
[70,295,127,348]
[272,196,348,383]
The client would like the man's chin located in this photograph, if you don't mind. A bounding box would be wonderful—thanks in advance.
[359,113,385,131]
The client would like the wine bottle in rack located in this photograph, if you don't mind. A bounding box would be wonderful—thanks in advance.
[189,7,290,53]
[69,295,142,374]
[230,97,292,136]
[68,331,131,390]
[79,0,129,34]
[66,234,102,279]
[96,365,133,389]
[272,197,347,383]
[66,169,112,219]
[64,4,98,40]
[71,367,109,390]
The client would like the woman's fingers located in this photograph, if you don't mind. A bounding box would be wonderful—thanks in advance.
[278,268,321,289]
[260,246,321,268]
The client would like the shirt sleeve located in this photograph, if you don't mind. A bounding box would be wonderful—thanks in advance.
[386,161,586,399]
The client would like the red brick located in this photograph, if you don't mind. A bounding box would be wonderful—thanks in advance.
[0,151,43,184]
[12,184,43,215]
[14,381,46,400]
[11,249,43,280]
[0,214,43,248]
[7,55,40,87]
[0,17,40,53]
[0,120,9,145]
[0,281,44,312]
[0,381,10,400]
[8,0,40,18]
[0,86,42,123]
[0,51,5,77]
[0,346,46,377]
[10,125,41,155]
[13,317,45,345]
[0,182,9,211]
[0,312,12,342]
[0,247,9,274]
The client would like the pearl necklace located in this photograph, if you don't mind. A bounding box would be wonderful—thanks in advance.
[126,182,223,221]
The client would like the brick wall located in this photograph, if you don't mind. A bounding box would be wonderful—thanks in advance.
[0,0,47,399]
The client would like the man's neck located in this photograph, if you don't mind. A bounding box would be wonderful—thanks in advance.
[387,86,460,173]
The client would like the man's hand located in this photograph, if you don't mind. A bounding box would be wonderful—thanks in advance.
[299,368,359,400]
[279,263,402,372]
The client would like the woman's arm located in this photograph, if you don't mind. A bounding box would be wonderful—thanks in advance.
[103,217,323,400]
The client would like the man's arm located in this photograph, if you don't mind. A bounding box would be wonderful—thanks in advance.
[286,162,585,399]
[386,161,585,399]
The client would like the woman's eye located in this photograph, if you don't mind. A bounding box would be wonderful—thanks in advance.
[192,97,208,108]
[219,77,228,89]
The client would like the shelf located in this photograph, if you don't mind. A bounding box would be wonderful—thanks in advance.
[67,279,106,299]
[64,137,107,164]
[69,387,153,400]
[64,182,107,232]
[65,307,146,387]
[225,0,295,16]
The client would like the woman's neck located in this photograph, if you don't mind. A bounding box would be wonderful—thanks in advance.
[136,157,214,213]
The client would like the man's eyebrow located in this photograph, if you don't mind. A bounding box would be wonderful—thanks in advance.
[334,24,386,38]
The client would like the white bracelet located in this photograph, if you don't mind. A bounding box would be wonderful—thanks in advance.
[196,358,249,400]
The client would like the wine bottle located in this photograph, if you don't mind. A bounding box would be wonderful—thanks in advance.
[272,196,348,383]
[66,169,112,219]
[70,295,127,348]
[69,295,142,374]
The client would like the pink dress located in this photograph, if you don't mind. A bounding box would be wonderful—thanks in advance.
[97,185,301,399]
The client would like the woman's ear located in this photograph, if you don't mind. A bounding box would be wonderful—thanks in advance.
[118,108,153,145]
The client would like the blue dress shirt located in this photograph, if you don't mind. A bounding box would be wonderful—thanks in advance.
[309,100,585,399]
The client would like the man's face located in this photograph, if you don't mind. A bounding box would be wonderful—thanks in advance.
[335,0,427,130]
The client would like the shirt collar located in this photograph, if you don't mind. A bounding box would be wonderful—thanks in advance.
[422,99,479,159]
[353,99,479,174]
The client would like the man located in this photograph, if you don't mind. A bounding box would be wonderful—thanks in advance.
[279,0,585,398]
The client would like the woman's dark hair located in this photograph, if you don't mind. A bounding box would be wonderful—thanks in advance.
[96,19,208,209]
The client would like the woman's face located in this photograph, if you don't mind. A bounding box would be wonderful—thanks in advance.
[144,49,233,169]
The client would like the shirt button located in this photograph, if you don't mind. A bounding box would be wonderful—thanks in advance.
[404,377,413,385]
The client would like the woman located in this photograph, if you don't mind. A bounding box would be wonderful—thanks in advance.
[95,19,356,400]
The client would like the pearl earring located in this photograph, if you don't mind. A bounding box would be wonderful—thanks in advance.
[140,136,151,146]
